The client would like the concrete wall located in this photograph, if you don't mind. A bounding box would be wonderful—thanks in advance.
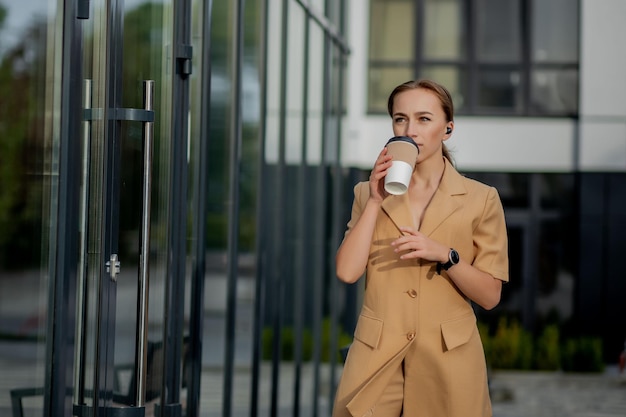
[578,0,626,171]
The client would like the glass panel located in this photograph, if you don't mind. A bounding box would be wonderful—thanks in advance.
[476,0,521,63]
[367,66,414,114]
[532,0,579,62]
[119,0,174,408]
[325,0,344,29]
[421,65,466,112]
[307,23,325,165]
[530,69,578,115]
[326,46,344,162]
[537,219,575,320]
[286,5,306,165]
[423,0,464,60]
[264,0,283,164]
[78,1,104,408]
[0,0,55,415]
[369,0,414,61]
[309,0,326,14]
[477,68,522,111]
[77,0,175,412]
[466,173,530,208]
[540,174,575,209]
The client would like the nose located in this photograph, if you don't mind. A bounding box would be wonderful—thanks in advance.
[404,120,418,138]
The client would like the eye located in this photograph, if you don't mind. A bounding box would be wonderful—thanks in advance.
[394,116,406,123]
[419,116,431,122]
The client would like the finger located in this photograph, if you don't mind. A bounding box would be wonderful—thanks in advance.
[398,249,420,260]
[392,238,417,252]
[376,148,392,163]
[398,226,417,236]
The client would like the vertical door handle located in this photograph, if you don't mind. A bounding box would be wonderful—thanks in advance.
[135,80,155,407]
[73,78,92,405]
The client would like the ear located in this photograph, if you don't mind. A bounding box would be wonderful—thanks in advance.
[443,122,454,140]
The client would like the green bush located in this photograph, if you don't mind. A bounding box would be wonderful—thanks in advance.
[480,317,606,373]
[561,337,605,373]
[489,317,533,370]
[534,324,560,370]
[262,318,352,363]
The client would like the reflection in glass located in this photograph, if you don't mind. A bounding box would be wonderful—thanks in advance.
[477,69,521,111]
[465,172,530,208]
[476,0,521,63]
[530,69,578,115]
[540,174,575,209]
[285,5,306,165]
[423,0,464,60]
[307,24,325,165]
[0,0,54,415]
[532,0,579,62]
[421,65,466,111]
[537,219,574,321]
[369,0,414,61]
[368,66,414,113]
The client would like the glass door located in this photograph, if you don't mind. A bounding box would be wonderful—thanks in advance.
[73,0,188,415]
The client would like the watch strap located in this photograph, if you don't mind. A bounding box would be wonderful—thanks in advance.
[437,248,458,275]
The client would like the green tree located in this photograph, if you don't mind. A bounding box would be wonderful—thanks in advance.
[0,9,47,268]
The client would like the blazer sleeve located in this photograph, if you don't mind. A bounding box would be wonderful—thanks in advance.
[343,182,368,239]
[472,186,509,282]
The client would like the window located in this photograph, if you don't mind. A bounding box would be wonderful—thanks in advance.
[368,0,579,116]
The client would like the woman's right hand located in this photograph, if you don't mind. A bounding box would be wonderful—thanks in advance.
[369,147,392,203]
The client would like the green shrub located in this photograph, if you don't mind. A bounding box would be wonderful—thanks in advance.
[488,317,533,370]
[534,324,560,370]
[561,337,605,373]
[261,318,352,363]
[480,318,606,373]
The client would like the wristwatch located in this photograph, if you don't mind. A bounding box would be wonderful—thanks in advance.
[437,248,459,274]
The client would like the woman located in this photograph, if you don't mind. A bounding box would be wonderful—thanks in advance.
[332,79,509,417]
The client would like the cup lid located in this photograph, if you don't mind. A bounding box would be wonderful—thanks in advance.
[385,136,419,152]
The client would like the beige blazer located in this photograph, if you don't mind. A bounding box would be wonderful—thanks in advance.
[333,159,509,417]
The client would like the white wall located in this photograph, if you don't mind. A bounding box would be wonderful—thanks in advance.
[342,114,576,172]
[578,0,626,171]
[343,0,626,173]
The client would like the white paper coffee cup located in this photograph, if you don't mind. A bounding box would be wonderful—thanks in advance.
[384,136,419,195]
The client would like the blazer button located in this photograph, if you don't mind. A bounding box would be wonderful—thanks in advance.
[407,331,416,341]
[407,289,417,298]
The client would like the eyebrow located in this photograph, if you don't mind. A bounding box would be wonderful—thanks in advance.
[393,111,434,117]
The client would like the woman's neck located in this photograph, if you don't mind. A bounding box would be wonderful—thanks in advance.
[411,156,446,190]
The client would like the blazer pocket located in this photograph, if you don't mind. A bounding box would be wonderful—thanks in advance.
[441,313,477,351]
[354,313,383,350]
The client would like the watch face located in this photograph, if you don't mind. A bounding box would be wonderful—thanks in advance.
[450,249,460,264]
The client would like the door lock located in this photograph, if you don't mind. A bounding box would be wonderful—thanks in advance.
[105,254,121,281]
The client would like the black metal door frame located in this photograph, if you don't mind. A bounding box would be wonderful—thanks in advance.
[42,0,198,416]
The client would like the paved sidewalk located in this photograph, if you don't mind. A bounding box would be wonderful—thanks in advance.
[490,368,626,417]
[3,357,625,417]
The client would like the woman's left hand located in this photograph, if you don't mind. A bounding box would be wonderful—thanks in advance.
[391,226,448,262]
[392,227,502,310]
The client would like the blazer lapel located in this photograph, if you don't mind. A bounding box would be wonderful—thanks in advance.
[381,192,414,233]
[419,159,466,237]
[380,159,467,236]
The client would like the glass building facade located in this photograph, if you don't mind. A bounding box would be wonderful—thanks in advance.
[367,0,579,116]
[0,0,351,416]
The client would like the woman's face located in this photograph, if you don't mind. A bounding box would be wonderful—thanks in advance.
[391,88,452,163]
